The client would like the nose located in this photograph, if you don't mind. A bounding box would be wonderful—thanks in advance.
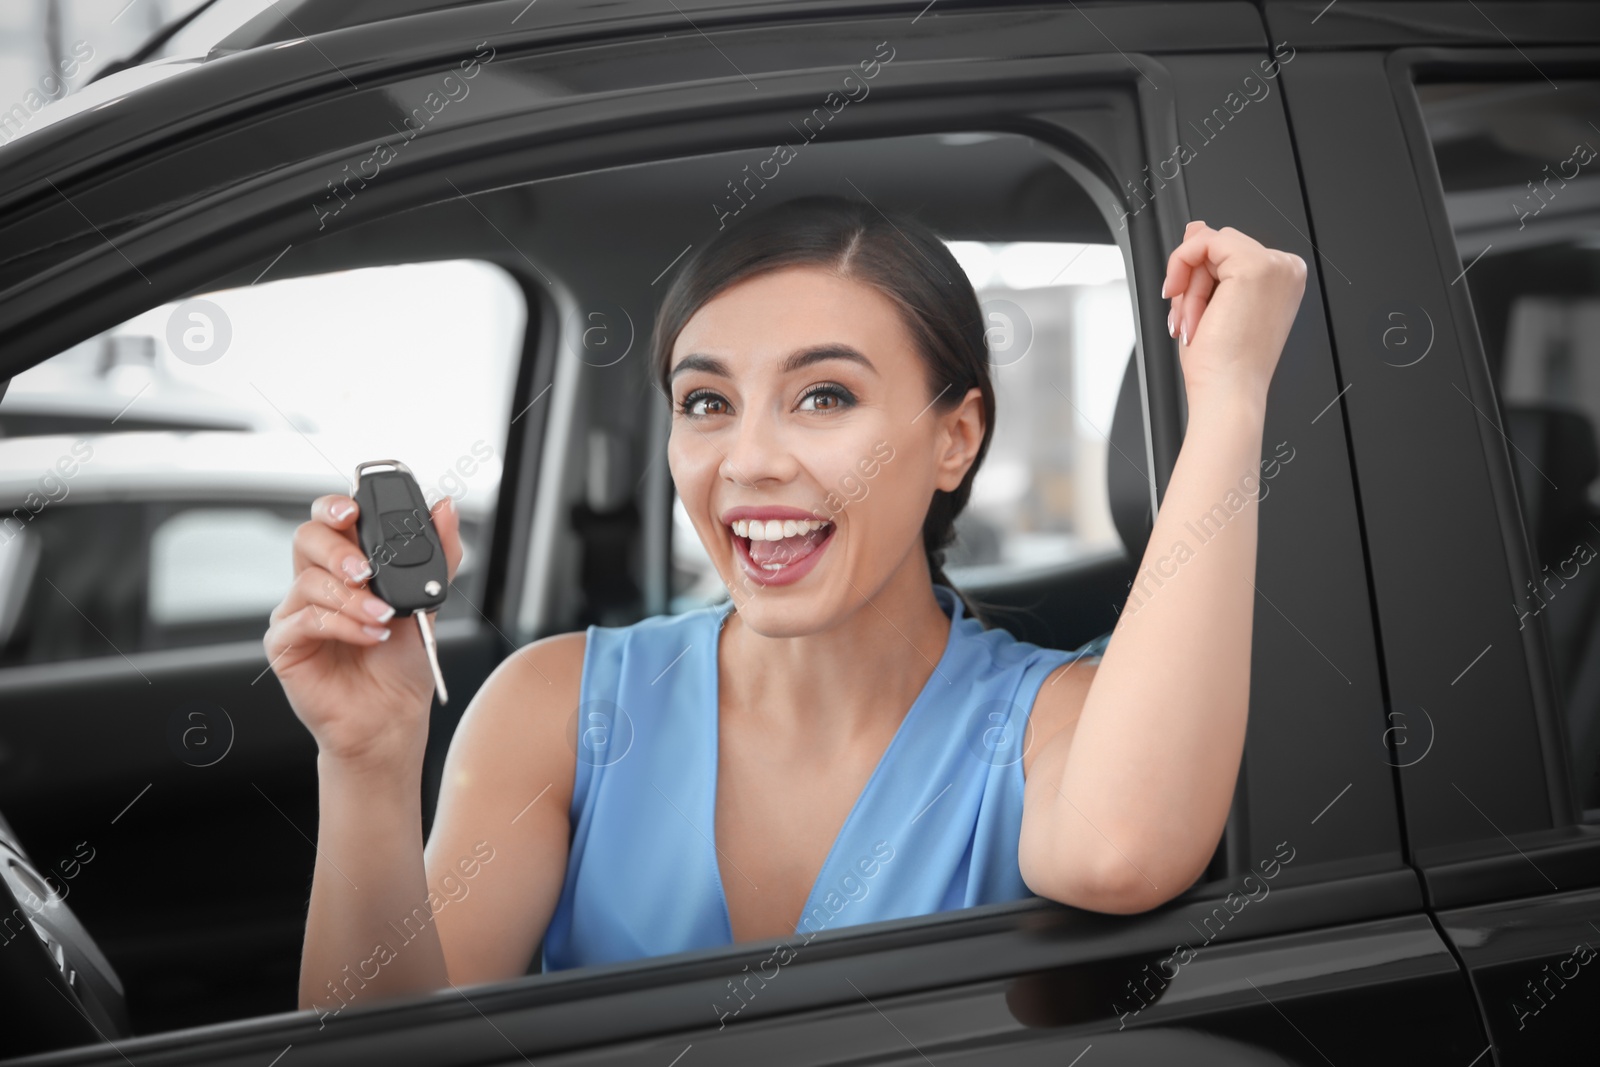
[718,402,798,489]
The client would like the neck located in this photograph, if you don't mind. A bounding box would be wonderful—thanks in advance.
[718,558,953,741]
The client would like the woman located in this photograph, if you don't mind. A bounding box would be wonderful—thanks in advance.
[266,195,1304,1016]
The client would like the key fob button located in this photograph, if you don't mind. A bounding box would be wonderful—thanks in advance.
[378,510,435,566]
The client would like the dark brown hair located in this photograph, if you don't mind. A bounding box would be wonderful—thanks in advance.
[651,194,996,622]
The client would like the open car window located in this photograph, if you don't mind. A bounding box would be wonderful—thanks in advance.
[0,261,524,667]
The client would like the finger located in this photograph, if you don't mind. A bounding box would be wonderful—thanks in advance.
[314,493,360,530]
[431,496,463,583]
[272,566,396,628]
[1179,266,1217,347]
[1203,225,1269,282]
[1162,220,1212,298]
[294,514,375,588]
[268,603,393,661]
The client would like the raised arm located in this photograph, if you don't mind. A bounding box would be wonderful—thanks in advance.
[265,491,584,1021]
[1019,221,1306,913]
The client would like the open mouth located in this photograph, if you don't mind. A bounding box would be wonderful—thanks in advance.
[728,516,835,586]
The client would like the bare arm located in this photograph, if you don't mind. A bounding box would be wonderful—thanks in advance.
[424,632,584,987]
[1019,222,1306,912]
[266,488,587,1016]
[297,632,584,1017]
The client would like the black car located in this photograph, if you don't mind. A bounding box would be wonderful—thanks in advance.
[0,1,1596,1064]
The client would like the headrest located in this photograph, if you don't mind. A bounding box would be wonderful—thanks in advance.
[1107,348,1154,562]
[1503,402,1600,564]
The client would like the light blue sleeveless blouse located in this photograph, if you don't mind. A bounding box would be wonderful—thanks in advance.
[540,583,1105,972]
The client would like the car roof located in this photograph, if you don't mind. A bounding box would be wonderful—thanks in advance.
[211,0,488,55]
[204,0,875,55]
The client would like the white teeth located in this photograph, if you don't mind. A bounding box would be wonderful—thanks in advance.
[729,517,832,540]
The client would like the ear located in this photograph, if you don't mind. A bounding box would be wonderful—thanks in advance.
[934,387,985,493]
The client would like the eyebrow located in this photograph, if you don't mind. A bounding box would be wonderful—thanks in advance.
[667,343,877,384]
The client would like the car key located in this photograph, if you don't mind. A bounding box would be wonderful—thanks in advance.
[351,459,450,705]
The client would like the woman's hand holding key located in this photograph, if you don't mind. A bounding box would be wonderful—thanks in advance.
[265,493,463,773]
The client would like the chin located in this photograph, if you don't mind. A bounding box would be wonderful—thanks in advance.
[727,588,841,638]
[718,534,845,637]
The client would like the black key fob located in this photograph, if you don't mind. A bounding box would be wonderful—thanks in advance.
[352,460,447,615]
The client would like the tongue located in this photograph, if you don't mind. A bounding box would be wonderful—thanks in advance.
[749,526,829,567]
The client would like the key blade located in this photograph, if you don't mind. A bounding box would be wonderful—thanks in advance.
[416,611,449,706]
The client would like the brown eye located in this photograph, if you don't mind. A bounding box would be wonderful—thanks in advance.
[681,389,729,417]
[798,383,856,413]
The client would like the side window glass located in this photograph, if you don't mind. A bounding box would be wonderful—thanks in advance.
[1416,79,1600,814]
[0,260,525,667]
[943,240,1135,579]
[669,237,1136,610]
[146,506,303,643]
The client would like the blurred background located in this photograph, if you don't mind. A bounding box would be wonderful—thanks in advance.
[0,0,276,127]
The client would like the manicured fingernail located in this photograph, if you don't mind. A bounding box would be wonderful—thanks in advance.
[332,501,356,521]
[1181,327,1189,347]
[1160,278,1172,298]
[363,598,395,622]
[1167,309,1175,337]
[362,624,391,641]
[343,556,373,582]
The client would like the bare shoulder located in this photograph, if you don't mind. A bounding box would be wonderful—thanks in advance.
[1021,655,1100,781]
[446,631,588,787]
[485,630,589,713]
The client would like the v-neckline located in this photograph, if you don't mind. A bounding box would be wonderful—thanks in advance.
[703,587,963,944]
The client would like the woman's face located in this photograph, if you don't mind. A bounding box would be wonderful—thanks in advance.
[666,264,983,636]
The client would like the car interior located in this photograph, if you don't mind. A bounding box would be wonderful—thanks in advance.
[1420,78,1600,815]
[0,125,1172,1044]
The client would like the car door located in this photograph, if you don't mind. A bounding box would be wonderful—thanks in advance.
[0,99,543,1062]
[1269,2,1600,1063]
[0,0,1483,1063]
